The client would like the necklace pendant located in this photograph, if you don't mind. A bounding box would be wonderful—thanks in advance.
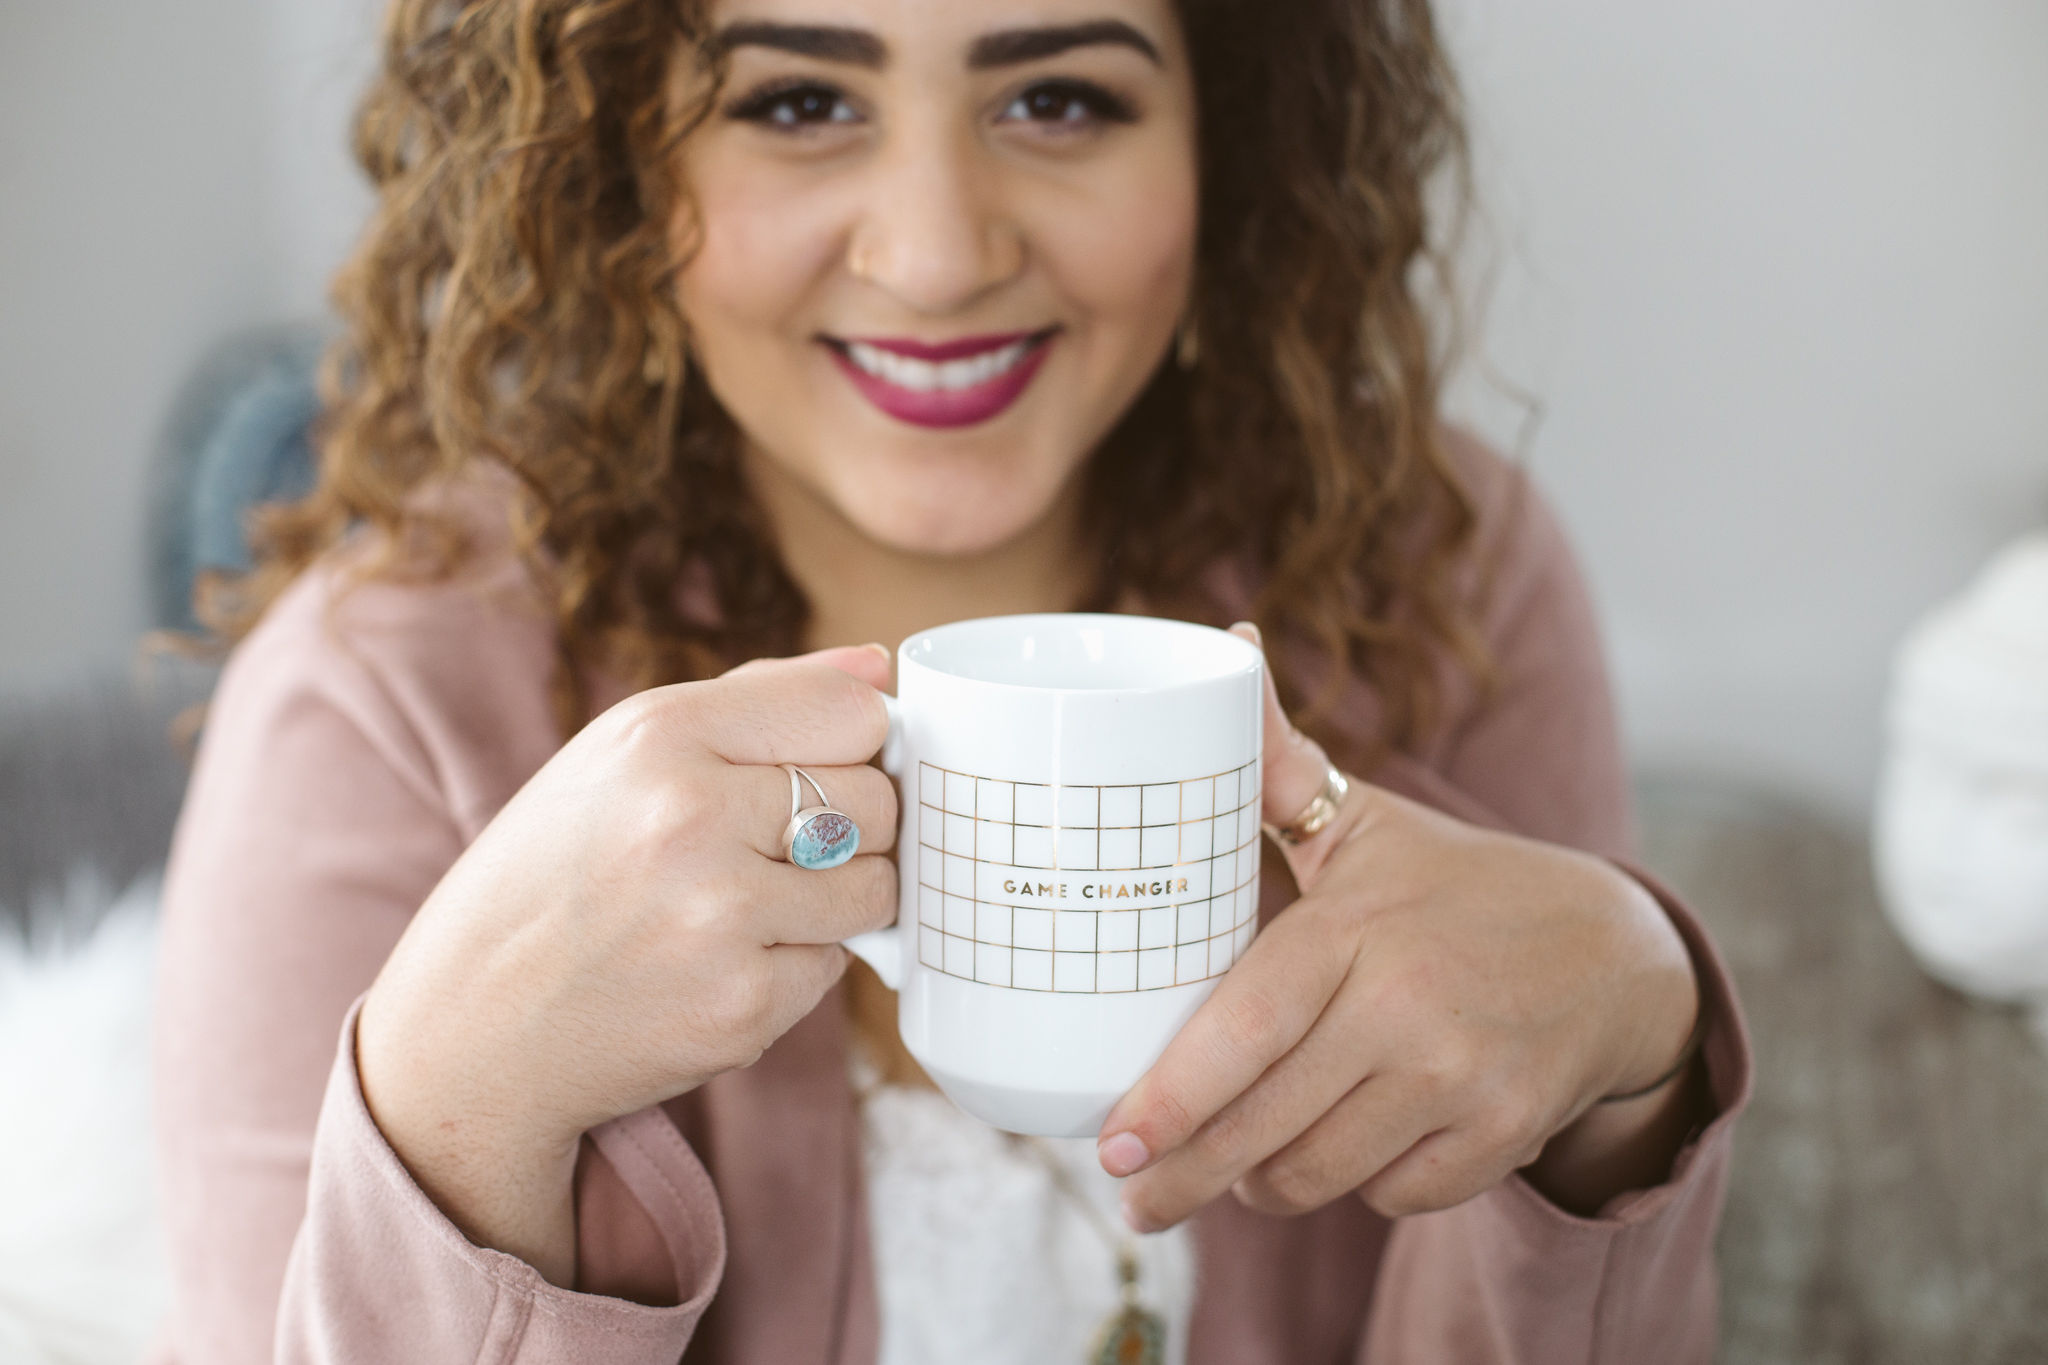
[1090,1303,1166,1365]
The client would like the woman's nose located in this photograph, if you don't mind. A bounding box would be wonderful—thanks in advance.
[845,128,1024,316]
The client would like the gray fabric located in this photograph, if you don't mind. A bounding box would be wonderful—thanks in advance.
[1637,772,2048,1364]
[0,659,215,940]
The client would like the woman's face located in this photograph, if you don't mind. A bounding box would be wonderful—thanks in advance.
[672,0,1198,558]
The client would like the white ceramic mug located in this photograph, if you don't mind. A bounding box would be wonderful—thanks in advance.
[846,613,1264,1137]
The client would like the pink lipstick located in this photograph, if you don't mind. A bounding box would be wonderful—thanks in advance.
[826,328,1058,429]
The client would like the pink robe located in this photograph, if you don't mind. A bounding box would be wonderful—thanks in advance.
[153,446,1750,1363]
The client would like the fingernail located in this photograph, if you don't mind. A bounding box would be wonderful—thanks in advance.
[1098,1131,1151,1177]
[862,642,891,661]
[1229,620,1263,649]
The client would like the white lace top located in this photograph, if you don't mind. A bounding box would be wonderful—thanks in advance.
[855,1064,1197,1365]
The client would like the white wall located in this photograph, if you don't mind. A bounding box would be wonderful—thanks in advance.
[1,1,267,687]
[2,2,2044,811]
[0,0,371,689]
[258,0,380,318]
[1441,0,2048,812]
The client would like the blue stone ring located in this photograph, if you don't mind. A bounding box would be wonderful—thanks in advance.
[780,765,860,871]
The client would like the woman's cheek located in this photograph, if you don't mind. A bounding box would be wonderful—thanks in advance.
[1035,157,1197,396]
[679,182,824,333]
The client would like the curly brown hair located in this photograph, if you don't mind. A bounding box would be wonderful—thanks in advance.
[207,0,1483,753]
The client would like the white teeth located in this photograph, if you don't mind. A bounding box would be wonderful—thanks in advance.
[845,338,1034,392]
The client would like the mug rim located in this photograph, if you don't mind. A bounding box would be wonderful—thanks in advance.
[895,611,1261,699]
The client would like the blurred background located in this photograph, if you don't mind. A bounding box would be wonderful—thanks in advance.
[1,2,2044,1361]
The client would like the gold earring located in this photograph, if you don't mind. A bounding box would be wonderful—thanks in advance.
[643,318,689,387]
[1175,316,1199,371]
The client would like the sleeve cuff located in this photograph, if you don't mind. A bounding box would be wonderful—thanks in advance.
[275,997,725,1365]
[1366,872,1745,1361]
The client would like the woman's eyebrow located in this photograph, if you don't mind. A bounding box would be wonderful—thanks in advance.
[967,20,1162,69]
[710,22,887,68]
[704,17,1161,72]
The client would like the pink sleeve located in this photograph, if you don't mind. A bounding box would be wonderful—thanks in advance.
[1431,453,1637,862]
[276,1002,721,1364]
[152,572,725,1363]
[1360,460,1753,1363]
[153,587,467,1363]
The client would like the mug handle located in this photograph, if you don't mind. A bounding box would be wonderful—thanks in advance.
[842,694,906,989]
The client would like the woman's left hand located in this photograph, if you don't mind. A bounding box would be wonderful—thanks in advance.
[1095,625,1702,1231]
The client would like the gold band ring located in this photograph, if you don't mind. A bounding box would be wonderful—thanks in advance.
[1264,764,1349,846]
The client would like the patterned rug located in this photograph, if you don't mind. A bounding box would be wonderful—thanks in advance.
[1638,774,2048,1364]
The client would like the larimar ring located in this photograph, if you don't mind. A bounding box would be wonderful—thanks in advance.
[780,765,860,870]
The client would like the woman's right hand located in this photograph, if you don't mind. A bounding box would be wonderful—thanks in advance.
[354,645,898,1285]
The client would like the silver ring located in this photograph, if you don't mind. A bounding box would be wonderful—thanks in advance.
[780,764,861,870]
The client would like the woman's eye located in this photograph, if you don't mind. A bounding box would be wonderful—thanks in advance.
[726,82,859,129]
[998,80,1136,130]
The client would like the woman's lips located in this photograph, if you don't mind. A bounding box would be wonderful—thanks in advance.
[825,328,1058,429]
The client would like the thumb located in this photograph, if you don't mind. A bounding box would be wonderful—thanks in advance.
[1229,622,1359,887]
[1228,622,1333,830]
[724,642,894,692]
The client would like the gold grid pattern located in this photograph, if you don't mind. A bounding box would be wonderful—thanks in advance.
[915,758,1261,993]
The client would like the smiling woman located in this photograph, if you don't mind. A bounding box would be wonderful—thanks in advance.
[208,0,1478,747]
[152,2,1749,1364]
[674,2,1198,565]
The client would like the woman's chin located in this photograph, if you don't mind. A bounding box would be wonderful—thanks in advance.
[833,479,1065,562]
[846,505,1044,561]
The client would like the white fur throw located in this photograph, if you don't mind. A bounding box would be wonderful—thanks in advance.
[1876,534,2048,1042]
[0,875,168,1365]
